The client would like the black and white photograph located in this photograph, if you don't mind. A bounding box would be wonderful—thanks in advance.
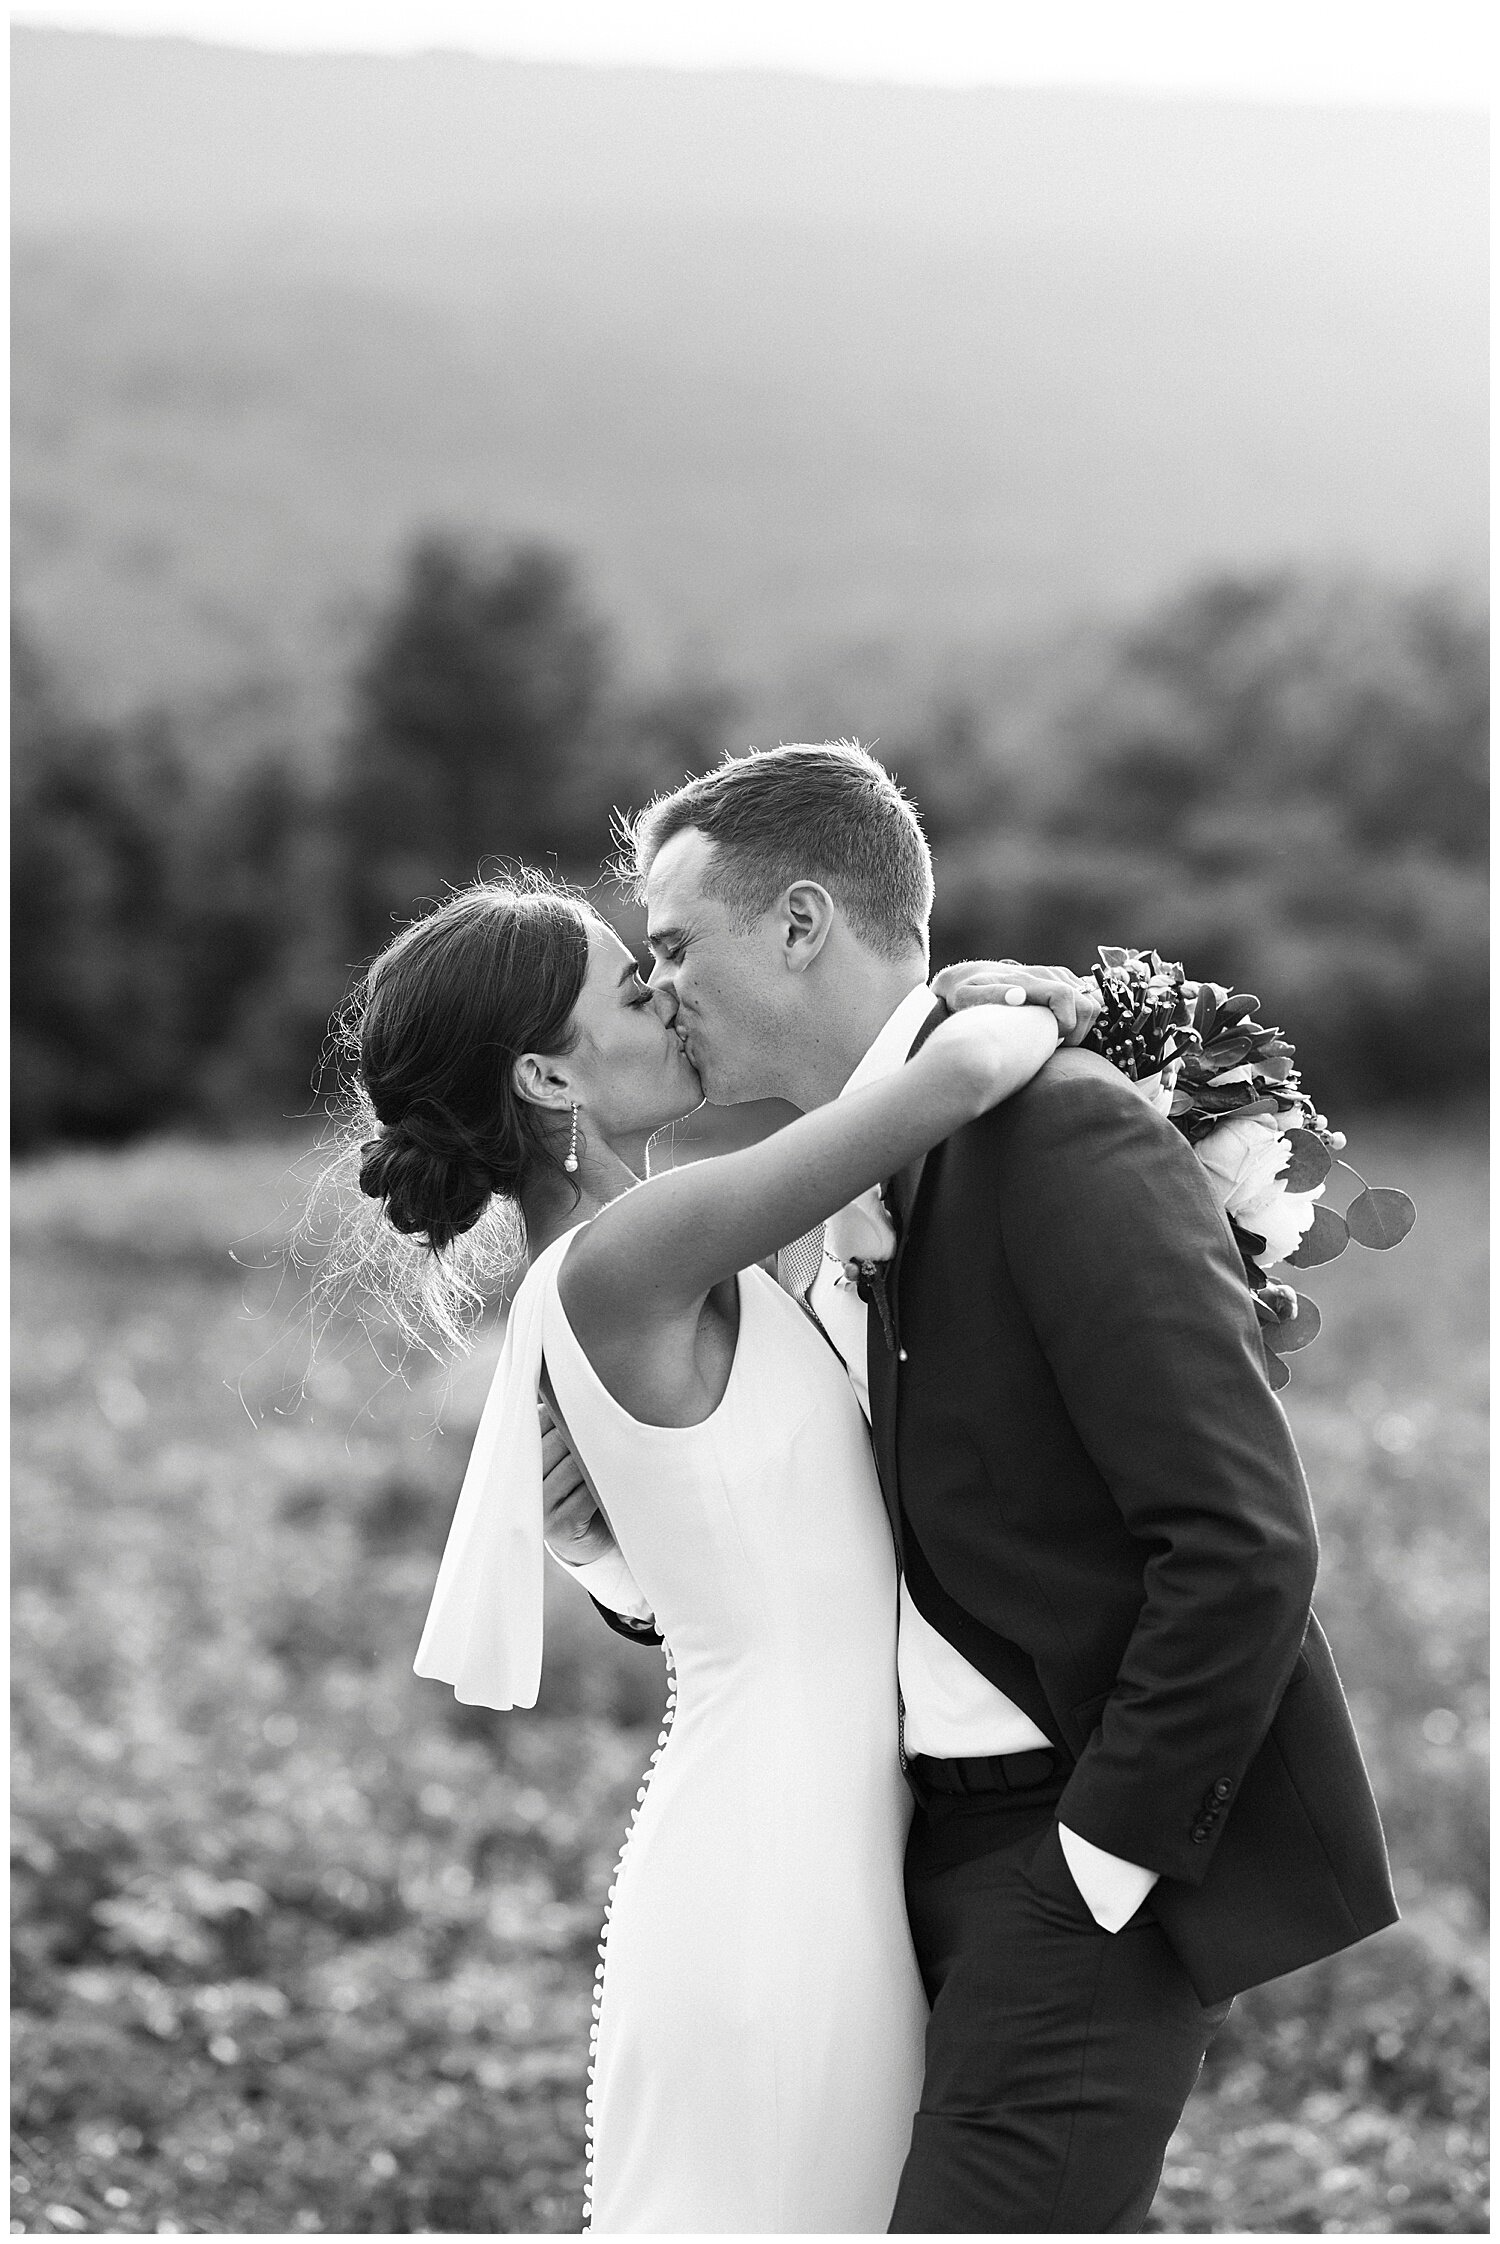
[10,2,1488,2234]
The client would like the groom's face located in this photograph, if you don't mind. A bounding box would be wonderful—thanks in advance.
[644,827,795,1104]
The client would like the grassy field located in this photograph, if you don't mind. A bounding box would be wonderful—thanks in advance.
[11,1114,1488,2234]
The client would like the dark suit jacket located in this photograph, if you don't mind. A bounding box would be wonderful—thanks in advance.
[868,1030,1398,2005]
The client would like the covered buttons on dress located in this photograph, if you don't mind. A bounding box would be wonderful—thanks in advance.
[583,1648,678,2231]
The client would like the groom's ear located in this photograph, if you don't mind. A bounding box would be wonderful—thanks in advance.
[781,881,837,974]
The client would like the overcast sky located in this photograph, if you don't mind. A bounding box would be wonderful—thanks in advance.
[10,0,1492,108]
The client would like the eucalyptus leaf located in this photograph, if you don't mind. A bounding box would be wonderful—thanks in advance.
[1193,984,1218,1039]
[1345,1187,1417,1251]
[1225,1094,1286,1125]
[1286,1205,1349,1267]
[1265,1349,1292,1391]
[1204,1034,1256,1069]
[1282,1129,1333,1192]
[1197,1083,1257,1112]
[1264,1293,1321,1353]
[1218,993,1262,1025]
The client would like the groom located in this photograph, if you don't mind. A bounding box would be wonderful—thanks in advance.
[550,741,1398,2232]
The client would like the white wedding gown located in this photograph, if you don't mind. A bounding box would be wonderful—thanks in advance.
[538,1238,928,2234]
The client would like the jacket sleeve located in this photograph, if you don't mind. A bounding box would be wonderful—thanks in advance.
[590,1597,665,1649]
[990,1052,1319,1885]
[546,1546,663,1649]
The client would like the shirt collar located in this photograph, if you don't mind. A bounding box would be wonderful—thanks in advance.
[838,981,940,1102]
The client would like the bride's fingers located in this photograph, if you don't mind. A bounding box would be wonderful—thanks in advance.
[1053,976,1102,1045]
[999,966,1100,1045]
[932,966,1024,1009]
[937,964,1102,1047]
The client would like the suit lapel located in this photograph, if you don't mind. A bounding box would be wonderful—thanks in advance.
[884,997,948,1305]
[866,1000,949,1545]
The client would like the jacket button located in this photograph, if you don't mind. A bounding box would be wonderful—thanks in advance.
[1212,1778,1233,1800]
[1190,1825,1209,1843]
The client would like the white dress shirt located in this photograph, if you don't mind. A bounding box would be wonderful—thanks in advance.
[560,981,1157,1932]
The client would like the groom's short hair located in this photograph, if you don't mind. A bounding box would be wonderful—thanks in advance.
[624,741,934,960]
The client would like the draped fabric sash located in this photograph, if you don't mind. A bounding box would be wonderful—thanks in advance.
[413,1228,580,1709]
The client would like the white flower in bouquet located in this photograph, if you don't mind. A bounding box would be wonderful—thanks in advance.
[1129,1059,1181,1119]
[1196,1110,1324,1270]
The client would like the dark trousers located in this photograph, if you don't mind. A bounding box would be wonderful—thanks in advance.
[890,1767,1231,2234]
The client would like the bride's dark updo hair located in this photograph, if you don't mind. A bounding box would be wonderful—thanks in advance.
[355,879,592,1252]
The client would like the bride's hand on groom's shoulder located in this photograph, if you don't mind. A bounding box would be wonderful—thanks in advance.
[931,960,1102,1046]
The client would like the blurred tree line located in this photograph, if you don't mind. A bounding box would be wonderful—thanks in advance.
[897,575,1488,1103]
[12,540,1487,1149]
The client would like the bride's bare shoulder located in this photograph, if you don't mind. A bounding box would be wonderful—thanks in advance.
[555,1184,687,1335]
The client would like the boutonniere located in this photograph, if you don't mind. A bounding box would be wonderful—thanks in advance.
[826,1192,900,1353]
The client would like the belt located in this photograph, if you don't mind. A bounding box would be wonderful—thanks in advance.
[907,1746,1065,1795]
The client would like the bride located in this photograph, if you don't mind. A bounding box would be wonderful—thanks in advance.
[347,875,1060,2233]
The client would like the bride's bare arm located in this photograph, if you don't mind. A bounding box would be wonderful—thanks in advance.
[561,1004,1058,1338]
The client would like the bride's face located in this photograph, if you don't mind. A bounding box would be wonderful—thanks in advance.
[564,916,704,1141]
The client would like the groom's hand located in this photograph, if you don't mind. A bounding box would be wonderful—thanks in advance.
[540,1401,617,1565]
[932,960,1102,1046]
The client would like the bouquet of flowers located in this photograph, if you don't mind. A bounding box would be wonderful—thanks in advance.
[1084,947,1416,1388]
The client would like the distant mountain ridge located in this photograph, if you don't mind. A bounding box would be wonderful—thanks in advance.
[11,28,1487,756]
[11,26,1483,247]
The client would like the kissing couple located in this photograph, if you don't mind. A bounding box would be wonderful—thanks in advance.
[347,742,1397,2233]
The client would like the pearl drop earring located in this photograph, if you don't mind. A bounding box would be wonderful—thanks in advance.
[564,1103,580,1174]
